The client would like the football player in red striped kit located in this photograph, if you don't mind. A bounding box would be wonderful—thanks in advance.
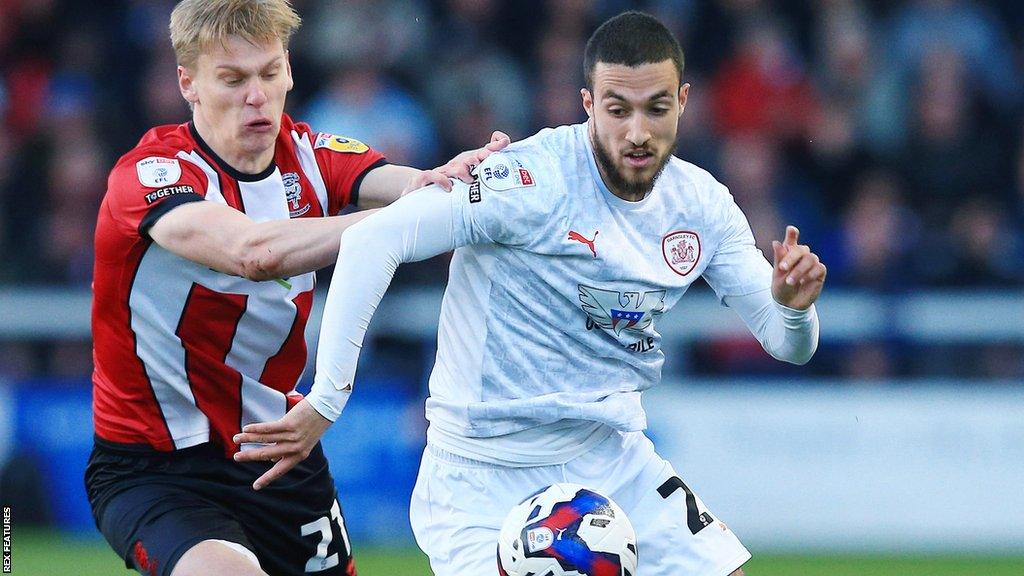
[84,2,508,575]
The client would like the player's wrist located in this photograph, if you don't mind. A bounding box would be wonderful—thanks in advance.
[772,300,816,328]
[304,385,351,423]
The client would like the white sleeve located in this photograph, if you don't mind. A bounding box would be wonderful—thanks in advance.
[723,289,819,365]
[305,184,459,421]
[453,150,557,247]
[701,186,774,303]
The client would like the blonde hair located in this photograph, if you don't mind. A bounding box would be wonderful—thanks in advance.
[170,0,301,68]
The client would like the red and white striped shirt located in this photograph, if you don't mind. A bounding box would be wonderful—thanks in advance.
[92,114,385,455]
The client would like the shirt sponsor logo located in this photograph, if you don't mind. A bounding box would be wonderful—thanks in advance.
[282,172,311,217]
[136,157,182,188]
[662,230,700,276]
[578,285,666,339]
[144,185,195,205]
[525,527,554,553]
[314,132,369,154]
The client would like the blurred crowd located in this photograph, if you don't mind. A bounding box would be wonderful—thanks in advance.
[0,0,1022,379]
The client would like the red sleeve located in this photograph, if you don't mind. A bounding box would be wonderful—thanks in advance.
[105,152,210,238]
[307,129,386,215]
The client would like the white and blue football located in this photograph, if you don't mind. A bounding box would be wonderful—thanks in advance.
[497,483,637,576]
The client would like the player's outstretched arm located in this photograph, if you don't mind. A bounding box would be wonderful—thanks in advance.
[233,184,462,489]
[148,200,378,281]
[356,131,511,207]
[723,225,824,365]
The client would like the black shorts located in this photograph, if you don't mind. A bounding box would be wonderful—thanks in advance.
[85,438,356,576]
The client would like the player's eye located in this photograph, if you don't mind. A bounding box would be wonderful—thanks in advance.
[650,107,670,116]
[608,108,627,118]
[223,77,243,87]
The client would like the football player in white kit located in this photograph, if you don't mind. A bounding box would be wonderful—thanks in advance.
[237,11,826,576]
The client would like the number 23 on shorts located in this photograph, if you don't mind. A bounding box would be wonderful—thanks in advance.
[658,476,714,535]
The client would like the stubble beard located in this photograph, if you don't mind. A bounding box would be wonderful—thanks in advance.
[591,129,672,201]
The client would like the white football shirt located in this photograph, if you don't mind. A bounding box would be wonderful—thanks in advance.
[309,122,817,465]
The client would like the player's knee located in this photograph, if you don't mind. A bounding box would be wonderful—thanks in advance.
[171,539,267,576]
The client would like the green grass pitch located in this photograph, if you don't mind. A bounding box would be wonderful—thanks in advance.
[13,530,1024,575]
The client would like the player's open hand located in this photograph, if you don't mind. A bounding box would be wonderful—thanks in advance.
[771,225,826,310]
[232,399,332,490]
[400,131,511,196]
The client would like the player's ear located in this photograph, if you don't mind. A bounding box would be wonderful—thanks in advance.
[581,88,594,119]
[678,83,689,117]
[178,65,199,106]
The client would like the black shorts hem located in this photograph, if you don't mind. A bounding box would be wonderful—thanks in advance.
[153,535,258,576]
[86,439,346,576]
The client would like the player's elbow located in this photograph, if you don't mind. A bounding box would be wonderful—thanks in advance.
[769,342,817,366]
[338,217,375,256]
[786,348,816,366]
[232,230,286,281]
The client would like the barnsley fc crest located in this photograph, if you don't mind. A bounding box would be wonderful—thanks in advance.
[662,230,700,276]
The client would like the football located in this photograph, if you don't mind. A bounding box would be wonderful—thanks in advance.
[496,483,638,576]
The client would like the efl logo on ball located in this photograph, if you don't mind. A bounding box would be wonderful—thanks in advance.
[525,527,554,552]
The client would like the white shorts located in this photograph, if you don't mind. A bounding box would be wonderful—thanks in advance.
[410,430,751,576]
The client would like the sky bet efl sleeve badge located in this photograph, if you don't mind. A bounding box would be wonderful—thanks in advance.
[314,133,369,154]
[135,157,182,188]
[479,157,536,191]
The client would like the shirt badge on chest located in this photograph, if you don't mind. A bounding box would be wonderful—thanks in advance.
[283,172,311,217]
[662,230,700,276]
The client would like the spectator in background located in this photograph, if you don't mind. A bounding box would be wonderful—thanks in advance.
[806,0,876,214]
[38,26,106,285]
[899,49,1002,226]
[845,342,898,380]
[534,31,587,128]
[304,66,440,168]
[718,134,784,258]
[423,0,533,148]
[865,0,1021,153]
[945,197,1022,287]
[834,170,919,290]
[296,0,432,78]
[139,48,191,127]
[1016,136,1024,229]
[0,83,9,282]
[673,72,720,171]
[2,0,58,139]
[710,19,819,143]
[887,0,1021,113]
[42,138,106,284]
[718,133,824,258]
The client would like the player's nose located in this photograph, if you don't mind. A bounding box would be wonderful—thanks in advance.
[625,115,650,146]
[245,81,269,107]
